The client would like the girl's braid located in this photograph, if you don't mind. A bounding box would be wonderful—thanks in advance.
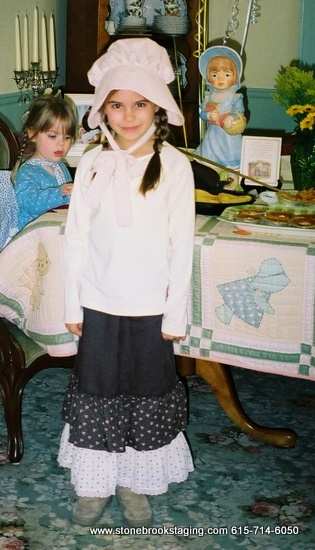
[10,130,28,183]
[153,108,170,154]
[140,108,169,195]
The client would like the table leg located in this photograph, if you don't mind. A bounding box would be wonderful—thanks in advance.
[195,359,297,448]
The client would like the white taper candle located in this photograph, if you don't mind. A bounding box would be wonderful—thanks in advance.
[23,14,29,70]
[15,15,22,71]
[49,13,56,71]
[32,6,39,62]
[41,13,49,71]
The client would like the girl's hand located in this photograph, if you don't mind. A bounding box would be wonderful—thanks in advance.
[61,183,73,196]
[162,332,185,342]
[65,322,82,337]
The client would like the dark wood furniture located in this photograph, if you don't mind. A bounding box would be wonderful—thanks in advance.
[176,356,296,448]
[0,118,19,170]
[0,120,74,464]
[65,0,201,147]
[0,318,75,463]
[66,0,109,93]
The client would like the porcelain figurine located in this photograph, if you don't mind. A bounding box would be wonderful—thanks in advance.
[195,45,247,189]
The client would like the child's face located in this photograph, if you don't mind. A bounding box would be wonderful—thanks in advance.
[206,57,237,90]
[29,121,72,162]
[207,68,236,90]
[104,90,157,149]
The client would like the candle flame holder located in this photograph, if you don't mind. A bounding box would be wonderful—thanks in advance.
[13,62,59,104]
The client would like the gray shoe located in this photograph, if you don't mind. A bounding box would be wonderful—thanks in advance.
[116,486,153,527]
[71,496,110,526]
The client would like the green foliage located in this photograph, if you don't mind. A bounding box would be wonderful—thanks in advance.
[273,66,315,110]
[272,66,315,132]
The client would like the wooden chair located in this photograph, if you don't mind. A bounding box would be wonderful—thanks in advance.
[0,117,18,169]
[0,117,75,463]
[0,318,75,463]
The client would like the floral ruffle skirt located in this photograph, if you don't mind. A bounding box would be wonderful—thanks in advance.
[62,373,188,453]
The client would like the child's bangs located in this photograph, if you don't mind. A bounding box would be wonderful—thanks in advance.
[46,114,76,139]
[208,56,236,73]
[58,116,76,137]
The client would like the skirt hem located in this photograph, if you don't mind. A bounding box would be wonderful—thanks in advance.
[58,424,194,497]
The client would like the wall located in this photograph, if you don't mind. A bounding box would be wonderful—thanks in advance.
[0,0,313,134]
[0,0,67,130]
[207,0,301,88]
[206,0,302,132]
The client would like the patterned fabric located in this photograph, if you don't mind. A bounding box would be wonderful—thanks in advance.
[58,425,194,497]
[0,170,18,250]
[0,210,77,356]
[62,373,188,452]
[27,158,68,186]
[2,211,315,380]
[215,258,290,328]
[174,215,315,380]
[14,159,72,230]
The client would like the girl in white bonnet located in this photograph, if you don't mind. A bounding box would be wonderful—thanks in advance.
[58,38,195,527]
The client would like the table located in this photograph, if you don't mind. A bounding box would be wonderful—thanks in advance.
[174,214,315,448]
[2,210,314,451]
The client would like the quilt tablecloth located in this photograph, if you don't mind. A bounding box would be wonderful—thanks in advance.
[2,209,315,379]
[0,209,77,356]
[174,215,315,381]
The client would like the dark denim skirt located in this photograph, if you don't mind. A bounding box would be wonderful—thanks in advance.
[74,307,177,398]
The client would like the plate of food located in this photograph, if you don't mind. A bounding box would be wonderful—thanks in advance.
[277,188,315,208]
[219,204,315,236]
[195,188,254,215]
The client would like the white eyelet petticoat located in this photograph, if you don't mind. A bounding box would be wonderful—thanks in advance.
[58,423,194,497]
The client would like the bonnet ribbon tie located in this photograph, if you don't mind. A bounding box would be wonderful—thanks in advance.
[85,122,156,227]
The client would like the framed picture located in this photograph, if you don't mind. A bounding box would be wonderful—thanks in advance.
[240,136,282,187]
[64,94,102,158]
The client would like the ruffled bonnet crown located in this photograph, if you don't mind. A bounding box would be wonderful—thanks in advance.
[87,38,184,128]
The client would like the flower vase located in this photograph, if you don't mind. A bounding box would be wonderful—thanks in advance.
[290,132,315,190]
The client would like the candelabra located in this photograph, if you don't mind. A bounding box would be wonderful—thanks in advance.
[13,61,59,104]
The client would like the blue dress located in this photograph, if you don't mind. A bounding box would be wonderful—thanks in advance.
[14,160,72,230]
[195,88,245,169]
[0,170,19,250]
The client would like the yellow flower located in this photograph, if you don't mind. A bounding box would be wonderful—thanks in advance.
[285,103,315,132]
[303,104,315,113]
[300,113,315,130]
[286,105,305,115]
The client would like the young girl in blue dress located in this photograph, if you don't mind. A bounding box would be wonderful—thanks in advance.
[58,38,195,528]
[12,95,76,230]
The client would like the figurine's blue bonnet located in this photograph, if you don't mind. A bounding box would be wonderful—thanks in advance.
[199,45,243,89]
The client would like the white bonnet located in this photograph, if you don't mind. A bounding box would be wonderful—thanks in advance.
[87,38,184,128]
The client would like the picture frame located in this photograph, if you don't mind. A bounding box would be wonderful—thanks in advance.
[240,136,282,187]
[64,94,102,158]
